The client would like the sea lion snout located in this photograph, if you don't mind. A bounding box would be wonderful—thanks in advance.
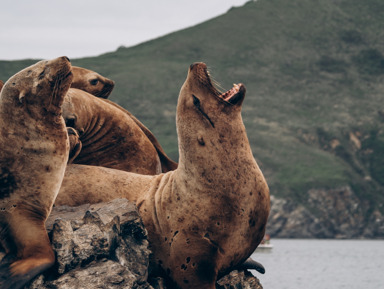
[189,62,206,71]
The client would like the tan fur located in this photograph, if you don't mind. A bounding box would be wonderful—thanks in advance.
[0,80,3,93]
[71,66,114,98]
[62,88,175,174]
[57,63,270,289]
[0,57,72,289]
[100,98,178,172]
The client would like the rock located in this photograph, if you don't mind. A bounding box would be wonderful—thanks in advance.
[216,270,263,289]
[28,198,152,288]
[12,198,261,289]
[29,260,147,289]
[267,186,384,238]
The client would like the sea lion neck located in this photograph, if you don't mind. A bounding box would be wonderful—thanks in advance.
[175,63,254,186]
[63,89,108,142]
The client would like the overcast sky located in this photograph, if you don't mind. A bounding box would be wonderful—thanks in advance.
[0,0,249,61]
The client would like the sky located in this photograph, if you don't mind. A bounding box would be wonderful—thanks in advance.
[0,0,249,61]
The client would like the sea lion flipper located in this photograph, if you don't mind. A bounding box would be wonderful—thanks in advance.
[0,258,53,289]
[67,127,82,163]
[237,257,265,274]
[0,215,55,289]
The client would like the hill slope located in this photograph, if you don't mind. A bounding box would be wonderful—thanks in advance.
[1,0,384,218]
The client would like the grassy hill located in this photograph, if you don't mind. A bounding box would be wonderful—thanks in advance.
[1,0,384,211]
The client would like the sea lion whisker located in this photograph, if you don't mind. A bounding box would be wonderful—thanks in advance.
[211,78,225,94]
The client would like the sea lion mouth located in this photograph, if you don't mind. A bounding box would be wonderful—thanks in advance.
[217,83,245,106]
[190,62,245,106]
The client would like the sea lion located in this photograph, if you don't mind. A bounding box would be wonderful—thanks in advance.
[0,57,72,289]
[62,88,176,174]
[71,66,114,98]
[99,98,178,172]
[57,62,270,289]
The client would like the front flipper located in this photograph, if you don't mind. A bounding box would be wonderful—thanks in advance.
[237,257,265,274]
[0,256,53,289]
[67,127,82,163]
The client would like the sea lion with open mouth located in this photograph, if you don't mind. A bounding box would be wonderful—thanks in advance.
[0,57,72,289]
[57,62,270,289]
[71,66,114,98]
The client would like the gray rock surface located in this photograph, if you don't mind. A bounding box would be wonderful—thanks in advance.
[28,198,152,288]
[15,198,262,289]
[217,270,263,289]
[267,186,384,238]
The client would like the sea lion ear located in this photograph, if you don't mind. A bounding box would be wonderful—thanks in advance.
[19,91,26,104]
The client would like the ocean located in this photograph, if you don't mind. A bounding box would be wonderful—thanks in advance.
[250,239,384,289]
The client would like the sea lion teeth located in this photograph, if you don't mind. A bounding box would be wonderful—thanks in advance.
[220,83,244,104]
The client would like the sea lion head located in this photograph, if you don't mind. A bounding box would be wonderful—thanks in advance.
[176,62,246,162]
[71,66,115,98]
[1,56,73,115]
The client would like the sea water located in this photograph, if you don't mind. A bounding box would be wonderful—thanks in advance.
[250,239,384,289]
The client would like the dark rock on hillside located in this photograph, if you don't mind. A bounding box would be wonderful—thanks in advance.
[267,186,384,239]
[15,199,262,289]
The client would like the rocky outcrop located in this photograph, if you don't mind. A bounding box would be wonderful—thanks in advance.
[14,199,262,289]
[267,186,384,238]
[217,270,263,289]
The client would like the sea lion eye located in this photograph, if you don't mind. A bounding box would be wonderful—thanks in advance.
[90,79,99,86]
[38,70,46,80]
[192,94,215,128]
[192,95,200,107]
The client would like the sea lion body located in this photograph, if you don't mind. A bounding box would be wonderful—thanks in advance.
[0,57,72,289]
[71,66,114,98]
[57,63,270,289]
[63,88,174,174]
[99,98,178,172]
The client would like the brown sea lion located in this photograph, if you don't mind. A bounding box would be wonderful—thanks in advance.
[71,66,114,98]
[0,57,72,289]
[100,98,178,172]
[62,88,176,174]
[57,62,270,289]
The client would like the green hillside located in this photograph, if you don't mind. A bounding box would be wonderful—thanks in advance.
[1,0,384,211]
